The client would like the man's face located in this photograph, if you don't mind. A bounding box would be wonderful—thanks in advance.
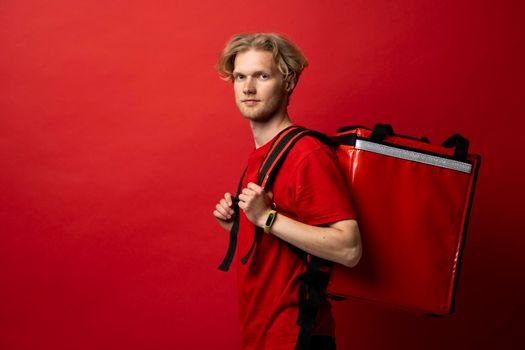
[233,49,291,122]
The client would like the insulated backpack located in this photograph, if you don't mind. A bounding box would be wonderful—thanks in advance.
[218,123,481,349]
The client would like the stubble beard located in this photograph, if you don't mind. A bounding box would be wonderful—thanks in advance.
[236,96,287,123]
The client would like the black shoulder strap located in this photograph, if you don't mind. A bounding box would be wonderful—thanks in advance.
[295,255,332,350]
[217,125,307,271]
[240,127,339,264]
[243,127,334,350]
[218,126,333,350]
[217,167,246,272]
[240,126,310,264]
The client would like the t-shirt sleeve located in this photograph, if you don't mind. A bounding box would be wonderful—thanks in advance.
[290,146,357,226]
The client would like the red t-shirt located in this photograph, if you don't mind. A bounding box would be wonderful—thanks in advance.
[236,130,357,350]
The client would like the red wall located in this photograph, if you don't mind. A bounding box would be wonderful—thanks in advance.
[1,1,523,349]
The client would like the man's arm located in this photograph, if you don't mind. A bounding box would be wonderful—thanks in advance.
[238,182,362,268]
[270,215,361,267]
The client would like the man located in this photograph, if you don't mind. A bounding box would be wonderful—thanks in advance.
[213,33,362,350]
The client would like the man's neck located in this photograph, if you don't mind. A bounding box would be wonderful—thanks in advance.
[250,113,293,148]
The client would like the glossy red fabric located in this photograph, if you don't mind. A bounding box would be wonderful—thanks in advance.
[326,127,480,315]
[236,132,356,350]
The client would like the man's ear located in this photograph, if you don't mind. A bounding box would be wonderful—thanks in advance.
[284,78,296,93]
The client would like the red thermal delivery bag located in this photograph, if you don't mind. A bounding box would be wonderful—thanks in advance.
[327,124,481,315]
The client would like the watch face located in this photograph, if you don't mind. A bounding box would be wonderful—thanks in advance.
[264,211,277,233]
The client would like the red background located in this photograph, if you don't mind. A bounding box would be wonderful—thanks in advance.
[1,0,524,349]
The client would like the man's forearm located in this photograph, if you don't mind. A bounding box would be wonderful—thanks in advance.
[261,213,362,267]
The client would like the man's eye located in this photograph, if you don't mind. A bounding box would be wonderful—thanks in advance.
[235,75,245,81]
[259,74,269,80]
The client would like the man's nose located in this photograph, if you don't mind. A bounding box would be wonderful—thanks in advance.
[243,77,256,95]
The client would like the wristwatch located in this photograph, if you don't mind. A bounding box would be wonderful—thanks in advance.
[263,210,277,234]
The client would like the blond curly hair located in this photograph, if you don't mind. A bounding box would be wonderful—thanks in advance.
[216,33,308,91]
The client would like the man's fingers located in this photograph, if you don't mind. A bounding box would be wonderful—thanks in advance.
[220,199,234,215]
[213,209,228,221]
[242,188,255,196]
[216,203,233,219]
[224,192,233,206]
[238,193,248,203]
[247,182,263,193]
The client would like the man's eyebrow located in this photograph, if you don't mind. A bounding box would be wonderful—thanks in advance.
[233,70,270,76]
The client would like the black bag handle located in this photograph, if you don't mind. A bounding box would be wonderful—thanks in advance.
[371,124,431,143]
[371,124,469,160]
[339,124,430,144]
[336,125,370,133]
[441,133,469,161]
[370,124,395,142]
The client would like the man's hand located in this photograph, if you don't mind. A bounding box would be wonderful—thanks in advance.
[213,192,235,232]
[238,182,273,227]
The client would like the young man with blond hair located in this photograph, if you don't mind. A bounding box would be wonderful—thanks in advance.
[213,32,361,350]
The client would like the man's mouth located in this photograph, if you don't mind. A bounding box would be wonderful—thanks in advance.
[242,99,260,106]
